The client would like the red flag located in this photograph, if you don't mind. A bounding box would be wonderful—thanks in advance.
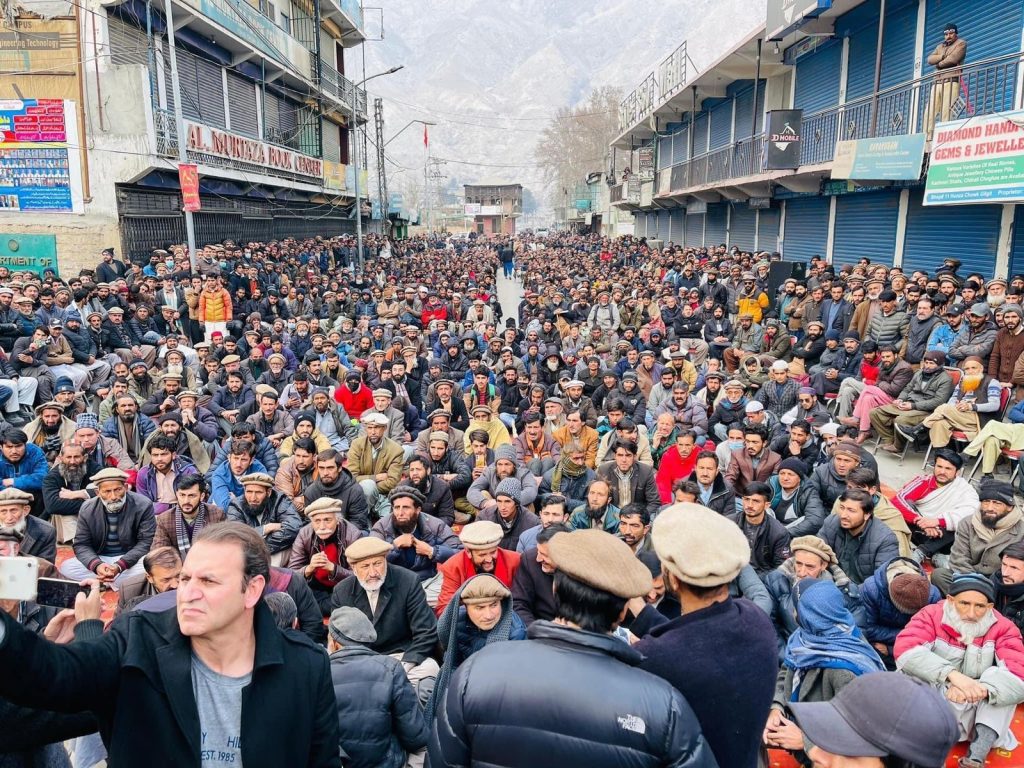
[423,124,429,148]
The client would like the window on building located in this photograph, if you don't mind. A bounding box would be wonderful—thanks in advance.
[280,12,291,33]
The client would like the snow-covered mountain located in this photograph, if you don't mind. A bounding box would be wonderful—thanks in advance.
[361,0,766,214]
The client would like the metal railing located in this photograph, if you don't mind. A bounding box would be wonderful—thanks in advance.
[619,71,658,134]
[654,52,1023,195]
[658,41,689,102]
[155,107,178,155]
[320,62,368,116]
[620,40,695,133]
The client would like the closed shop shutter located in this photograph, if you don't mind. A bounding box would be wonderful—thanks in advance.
[729,204,757,250]
[173,49,203,123]
[322,120,341,162]
[1009,205,1024,277]
[657,134,672,170]
[669,210,685,245]
[782,196,830,261]
[880,0,918,89]
[903,189,1001,276]
[227,73,259,137]
[692,115,709,156]
[263,89,279,137]
[672,125,689,165]
[840,0,880,102]
[733,82,766,139]
[705,203,728,245]
[757,208,781,252]
[832,190,900,267]
[685,213,705,247]
[195,57,226,128]
[107,17,149,66]
[926,0,1024,64]
[794,39,842,114]
[708,100,732,150]
[319,28,335,68]
[653,212,665,239]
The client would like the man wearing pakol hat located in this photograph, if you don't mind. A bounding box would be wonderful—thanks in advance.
[330,536,440,686]
[360,387,409,447]
[435,520,519,617]
[370,484,460,606]
[225,472,302,559]
[59,467,155,590]
[896,572,1024,768]
[348,411,406,520]
[462,402,511,450]
[0,486,55,564]
[326,606,428,768]
[930,479,1024,596]
[633,502,778,767]
[287,497,365,616]
[430,528,716,767]
[866,350,954,453]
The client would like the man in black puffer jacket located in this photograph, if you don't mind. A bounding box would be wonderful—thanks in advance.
[429,528,716,768]
[327,606,427,768]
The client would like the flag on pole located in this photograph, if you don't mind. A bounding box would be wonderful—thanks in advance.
[424,124,429,148]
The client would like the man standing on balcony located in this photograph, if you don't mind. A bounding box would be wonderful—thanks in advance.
[926,23,967,135]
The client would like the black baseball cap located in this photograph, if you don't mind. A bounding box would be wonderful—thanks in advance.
[789,672,957,767]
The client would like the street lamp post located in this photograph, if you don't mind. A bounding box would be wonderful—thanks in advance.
[351,65,404,270]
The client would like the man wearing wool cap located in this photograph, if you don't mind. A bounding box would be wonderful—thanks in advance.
[475,477,540,552]
[429,528,716,767]
[634,502,779,768]
[466,442,540,514]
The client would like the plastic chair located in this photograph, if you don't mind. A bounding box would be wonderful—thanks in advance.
[922,385,1011,469]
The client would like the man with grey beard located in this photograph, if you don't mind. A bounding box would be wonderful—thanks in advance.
[41,442,92,524]
[0,486,55,563]
[58,467,155,591]
[895,573,1024,767]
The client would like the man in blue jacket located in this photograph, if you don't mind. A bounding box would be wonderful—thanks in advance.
[209,439,268,510]
[0,428,49,515]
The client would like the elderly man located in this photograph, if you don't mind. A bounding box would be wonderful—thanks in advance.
[288,497,365,616]
[0,486,55,563]
[24,401,75,461]
[893,448,980,566]
[635,503,778,768]
[931,480,1024,596]
[152,474,225,558]
[435,519,520,617]
[371,485,461,606]
[331,537,440,685]
[349,411,405,521]
[896,573,1024,768]
[467,443,540,513]
[225,472,302,560]
[59,468,155,590]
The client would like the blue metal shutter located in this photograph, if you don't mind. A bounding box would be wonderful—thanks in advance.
[669,210,685,245]
[794,39,842,114]
[705,203,728,246]
[686,213,705,247]
[730,204,757,250]
[657,134,672,170]
[782,196,830,261]
[832,190,901,267]
[673,125,689,165]
[692,115,709,156]
[839,0,880,102]
[880,0,918,89]
[708,100,732,150]
[733,82,766,139]
[1010,205,1024,277]
[757,208,781,252]
[925,0,1024,63]
[654,211,668,240]
[903,189,1001,276]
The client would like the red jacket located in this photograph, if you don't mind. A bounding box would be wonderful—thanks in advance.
[422,305,448,327]
[655,441,715,503]
[435,548,520,617]
[334,383,373,416]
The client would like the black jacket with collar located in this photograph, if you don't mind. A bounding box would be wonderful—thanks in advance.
[0,602,340,767]
[330,563,438,665]
[21,515,57,564]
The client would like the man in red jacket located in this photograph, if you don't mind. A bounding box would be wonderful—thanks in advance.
[435,519,520,617]
[335,370,373,418]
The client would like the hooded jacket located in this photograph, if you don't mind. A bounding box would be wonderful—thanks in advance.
[226,489,303,553]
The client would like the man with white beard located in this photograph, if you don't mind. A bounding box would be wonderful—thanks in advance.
[58,467,155,590]
[330,536,440,685]
[895,573,1024,767]
[0,486,55,563]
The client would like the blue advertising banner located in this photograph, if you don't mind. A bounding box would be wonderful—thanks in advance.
[832,134,927,181]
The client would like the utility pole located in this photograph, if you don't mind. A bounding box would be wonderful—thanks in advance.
[163,0,196,270]
[373,98,387,235]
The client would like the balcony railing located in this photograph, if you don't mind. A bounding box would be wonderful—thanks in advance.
[320,62,368,117]
[654,52,1023,195]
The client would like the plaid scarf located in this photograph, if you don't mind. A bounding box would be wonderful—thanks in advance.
[175,503,208,557]
[550,456,587,493]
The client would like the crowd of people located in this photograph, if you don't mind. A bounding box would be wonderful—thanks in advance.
[0,230,1021,767]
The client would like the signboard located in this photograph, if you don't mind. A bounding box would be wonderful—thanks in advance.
[0,98,83,213]
[480,205,503,215]
[323,160,347,191]
[0,233,59,275]
[687,200,708,215]
[767,0,832,41]
[185,122,323,179]
[626,177,641,204]
[832,133,926,180]
[925,112,1024,205]
[749,197,772,209]
[0,19,77,76]
[179,164,201,212]
[765,110,803,170]
[464,203,481,215]
[638,146,655,181]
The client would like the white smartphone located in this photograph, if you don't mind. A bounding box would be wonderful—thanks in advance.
[0,556,38,602]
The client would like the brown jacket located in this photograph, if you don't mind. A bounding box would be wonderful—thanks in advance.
[275,456,318,514]
[151,503,226,556]
[927,37,967,80]
[725,447,782,498]
[286,519,365,587]
[347,435,405,492]
[994,328,1024,384]
[552,424,600,469]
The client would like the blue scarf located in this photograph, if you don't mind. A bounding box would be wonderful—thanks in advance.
[784,579,884,699]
